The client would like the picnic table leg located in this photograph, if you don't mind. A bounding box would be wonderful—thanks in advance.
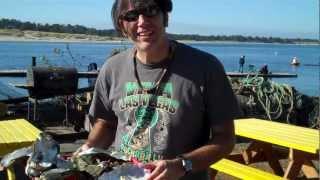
[285,149,319,179]
[261,143,284,176]
[242,141,284,176]
[242,141,264,164]
[284,149,304,179]
[209,168,218,180]
[284,160,303,179]
[243,141,278,164]
[228,153,245,164]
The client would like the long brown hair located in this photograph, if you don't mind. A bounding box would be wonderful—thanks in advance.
[111,0,173,36]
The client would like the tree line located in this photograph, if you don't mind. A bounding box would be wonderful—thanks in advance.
[168,34,302,44]
[0,18,118,37]
[0,18,317,44]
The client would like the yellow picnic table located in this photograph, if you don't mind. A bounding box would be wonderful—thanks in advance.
[0,118,41,156]
[0,119,41,180]
[234,118,319,179]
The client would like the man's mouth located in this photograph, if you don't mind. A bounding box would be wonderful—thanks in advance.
[137,30,153,38]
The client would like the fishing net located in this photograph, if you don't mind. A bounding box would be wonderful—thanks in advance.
[230,75,319,129]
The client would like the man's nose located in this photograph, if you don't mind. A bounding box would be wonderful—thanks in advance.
[137,14,147,25]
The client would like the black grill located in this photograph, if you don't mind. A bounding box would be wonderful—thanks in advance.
[27,67,78,98]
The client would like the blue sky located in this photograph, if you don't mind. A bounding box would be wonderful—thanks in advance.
[1,0,319,39]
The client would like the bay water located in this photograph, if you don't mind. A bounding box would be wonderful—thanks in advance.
[0,41,318,97]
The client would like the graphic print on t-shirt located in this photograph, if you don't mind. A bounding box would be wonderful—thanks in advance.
[118,82,179,162]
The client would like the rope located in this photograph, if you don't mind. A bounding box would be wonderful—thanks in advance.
[53,44,86,68]
[238,74,295,123]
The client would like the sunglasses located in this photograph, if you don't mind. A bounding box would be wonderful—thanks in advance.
[120,6,160,22]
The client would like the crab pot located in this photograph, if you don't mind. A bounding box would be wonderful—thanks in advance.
[27,67,78,98]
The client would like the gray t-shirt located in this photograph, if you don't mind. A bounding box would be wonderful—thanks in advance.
[89,41,240,179]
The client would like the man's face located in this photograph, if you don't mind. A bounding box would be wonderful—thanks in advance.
[119,1,167,52]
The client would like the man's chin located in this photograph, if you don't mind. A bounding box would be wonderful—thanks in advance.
[136,41,154,51]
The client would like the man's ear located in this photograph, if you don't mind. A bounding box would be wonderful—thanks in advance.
[118,21,127,37]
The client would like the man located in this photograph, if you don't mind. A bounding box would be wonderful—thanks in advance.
[78,0,240,179]
[239,55,245,73]
[259,64,269,75]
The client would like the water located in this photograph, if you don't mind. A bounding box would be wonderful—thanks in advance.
[0,41,319,97]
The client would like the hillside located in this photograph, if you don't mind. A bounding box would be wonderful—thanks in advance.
[0,29,122,42]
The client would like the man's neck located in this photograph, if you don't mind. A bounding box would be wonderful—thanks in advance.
[136,40,170,64]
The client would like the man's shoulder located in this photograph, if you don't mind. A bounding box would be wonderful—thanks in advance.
[107,48,133,64]
[100,48,133,70]
[175,41,220,67]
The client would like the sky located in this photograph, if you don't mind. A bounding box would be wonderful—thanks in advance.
[1,0,319,39]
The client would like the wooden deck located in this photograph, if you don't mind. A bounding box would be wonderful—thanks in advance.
[227,72,297,78]
[0,69,297,78]
[0,69,98,78]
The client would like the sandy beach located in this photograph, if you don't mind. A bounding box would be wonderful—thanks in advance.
[0,29,126,43]
[0,35,127,44]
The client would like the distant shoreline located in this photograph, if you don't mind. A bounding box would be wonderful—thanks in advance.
[0,29,318,45]
[1,36,318,46]
[0,35,125,44]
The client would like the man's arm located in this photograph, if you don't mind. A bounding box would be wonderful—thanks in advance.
[177,119,235,171]
[146,119,235,180]
[77,118,117,152]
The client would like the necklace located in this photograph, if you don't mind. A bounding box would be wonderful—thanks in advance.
[133,41,176,94]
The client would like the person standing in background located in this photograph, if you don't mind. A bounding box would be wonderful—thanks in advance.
[239,55,245,73]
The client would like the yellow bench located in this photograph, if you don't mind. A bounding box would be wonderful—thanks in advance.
[234,118,319,179]
[0,118,41,156]
[211,159,284,180]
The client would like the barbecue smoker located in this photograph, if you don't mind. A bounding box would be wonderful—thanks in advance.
[27,67,78,98]
[26,67,78,122]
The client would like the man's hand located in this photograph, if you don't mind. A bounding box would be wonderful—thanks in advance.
[72,143,91,157]
[144,159,185,180]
